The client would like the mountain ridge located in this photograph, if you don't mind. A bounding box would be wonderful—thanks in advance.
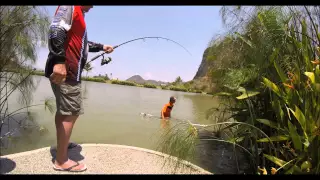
[126,75,168,86]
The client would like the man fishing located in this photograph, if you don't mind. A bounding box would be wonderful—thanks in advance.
[45,6,113,172]
[161,96,176,120]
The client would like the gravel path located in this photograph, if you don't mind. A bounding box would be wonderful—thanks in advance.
[0,144,211,174]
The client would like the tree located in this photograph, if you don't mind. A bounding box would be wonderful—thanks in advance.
[83,63,93,77]
[104,73,110,80]
[173,76,183,85]
[0,6,54,151]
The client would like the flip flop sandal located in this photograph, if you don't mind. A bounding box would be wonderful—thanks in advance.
[68,142,79,149]
[51,143,78,151]
[53,162,87,172]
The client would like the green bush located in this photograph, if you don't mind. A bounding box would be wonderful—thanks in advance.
[168,86,188,92]
[111,80,137,86]
[143,83,157,88]
[208,8,320,174]
[31,71,45,76]
[161,84,201,93]
[191,89,202,93]
[81,77,105,83]
[161,86,168,90]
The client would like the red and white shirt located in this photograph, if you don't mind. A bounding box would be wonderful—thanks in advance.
[45,6,103,82]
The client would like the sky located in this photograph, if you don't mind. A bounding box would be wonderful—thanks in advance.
[36,6,224,82]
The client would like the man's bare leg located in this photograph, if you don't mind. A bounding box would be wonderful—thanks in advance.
[54,114,85,170]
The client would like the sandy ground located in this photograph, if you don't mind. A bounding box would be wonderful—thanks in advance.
[0,144,212,174]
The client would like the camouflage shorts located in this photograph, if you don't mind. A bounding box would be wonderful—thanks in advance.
[50,80,84,116]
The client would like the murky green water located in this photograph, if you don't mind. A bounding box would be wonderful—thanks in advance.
[1,76,218,151]
[1,75,251,174]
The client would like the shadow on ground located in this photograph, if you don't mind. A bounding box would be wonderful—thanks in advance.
[50,142,84,163]
[0,158,16,174]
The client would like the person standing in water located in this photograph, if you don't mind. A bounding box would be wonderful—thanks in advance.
[161,96,176,119]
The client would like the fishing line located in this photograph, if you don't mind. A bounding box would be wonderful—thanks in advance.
[85,36,192,66]
[139,112,207,127]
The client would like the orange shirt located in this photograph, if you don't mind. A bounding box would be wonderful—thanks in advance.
[161,103,174,118]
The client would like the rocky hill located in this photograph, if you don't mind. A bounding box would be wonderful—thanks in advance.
[193,47,210,80]
[126,75,145,84]
[126,75,168,86]
[126,47,211,89]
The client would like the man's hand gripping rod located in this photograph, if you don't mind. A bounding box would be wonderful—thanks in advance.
[85,45,119,66]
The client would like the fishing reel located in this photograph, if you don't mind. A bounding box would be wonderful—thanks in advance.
[100,54,112,66]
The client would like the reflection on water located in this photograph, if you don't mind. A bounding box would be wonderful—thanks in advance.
[195,131,252,174]
[0,112,46,155]
[1,76,250,174]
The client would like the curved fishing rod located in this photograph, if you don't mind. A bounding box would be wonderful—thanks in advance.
[86,36,192,66]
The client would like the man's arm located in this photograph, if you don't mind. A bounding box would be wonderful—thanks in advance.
[161,110,165,119]
[88,41,104,52]
[88,41,114,54]
[161,106,165,119]
[48,6,74,64]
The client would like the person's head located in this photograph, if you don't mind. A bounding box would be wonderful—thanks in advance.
[80,6,93,13]
[169,96,176,105]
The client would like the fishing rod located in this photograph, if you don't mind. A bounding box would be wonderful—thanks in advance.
[85,36,192,66]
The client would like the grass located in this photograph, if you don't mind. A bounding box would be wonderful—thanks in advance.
[157,6,320,175]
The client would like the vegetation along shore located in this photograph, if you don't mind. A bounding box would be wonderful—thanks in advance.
[1,6,319,175]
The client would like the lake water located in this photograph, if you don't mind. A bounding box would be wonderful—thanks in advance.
[1,75,251,174]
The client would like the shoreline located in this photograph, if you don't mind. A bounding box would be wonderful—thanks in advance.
[29,72,208,94]
[3,70,209,94]
[0,144,212,174]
